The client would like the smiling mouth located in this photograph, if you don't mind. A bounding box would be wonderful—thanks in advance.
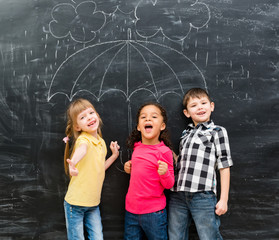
[197,111,206,116]
[88,120,96,127]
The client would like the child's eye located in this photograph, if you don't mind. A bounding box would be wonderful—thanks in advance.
[90,111,95,114]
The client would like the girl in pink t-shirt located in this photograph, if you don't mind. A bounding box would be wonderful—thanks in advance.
[124,102,174,240]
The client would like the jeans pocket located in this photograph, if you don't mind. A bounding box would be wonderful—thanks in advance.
[198,191,215,199]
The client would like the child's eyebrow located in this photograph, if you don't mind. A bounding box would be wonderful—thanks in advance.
[150,111,159,114]
[188,102,198,106]
[139,112,160,116]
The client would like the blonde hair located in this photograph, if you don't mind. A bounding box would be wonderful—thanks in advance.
[64,98,102,175]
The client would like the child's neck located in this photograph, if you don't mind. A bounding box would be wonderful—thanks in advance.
[141,138,160,145]
[83,131,98,139]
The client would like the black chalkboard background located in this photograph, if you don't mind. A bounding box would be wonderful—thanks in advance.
[0,0,278,239]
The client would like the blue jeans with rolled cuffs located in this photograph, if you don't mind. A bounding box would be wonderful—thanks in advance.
[64,200,103,240]
[124,208,168,240]
[168,191,223,240]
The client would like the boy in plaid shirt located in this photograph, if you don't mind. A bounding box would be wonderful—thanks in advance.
[168,88,233,240]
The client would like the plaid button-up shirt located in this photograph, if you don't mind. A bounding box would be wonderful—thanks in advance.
[172,120,233,194]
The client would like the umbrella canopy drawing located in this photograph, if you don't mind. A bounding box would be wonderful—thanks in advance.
[47,37,207,130]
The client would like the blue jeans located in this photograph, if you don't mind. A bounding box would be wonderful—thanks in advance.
[124,209,168,240]
[168,191,222,240]
[64,200,103,240]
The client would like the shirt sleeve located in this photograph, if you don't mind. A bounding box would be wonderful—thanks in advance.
[75,135,89,148]
[214,127,233,169]
[159,150,175,189]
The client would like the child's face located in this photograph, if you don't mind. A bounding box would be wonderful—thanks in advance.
[75,107,100,138]
[137,105,166,145]
[183,96,214,126]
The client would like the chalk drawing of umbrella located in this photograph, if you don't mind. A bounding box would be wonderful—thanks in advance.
[47,29,206,130]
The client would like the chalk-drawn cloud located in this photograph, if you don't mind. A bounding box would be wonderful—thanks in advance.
[135,0,210,41]
[49,1,106,43]
[86,0,136,14]
[71,0,136,14]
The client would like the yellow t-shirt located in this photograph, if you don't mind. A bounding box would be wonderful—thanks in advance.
[65,132,107,207]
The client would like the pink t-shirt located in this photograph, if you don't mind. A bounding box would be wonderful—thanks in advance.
[125,141,174,214]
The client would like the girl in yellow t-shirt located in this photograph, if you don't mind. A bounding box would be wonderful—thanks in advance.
[63,98,120,240]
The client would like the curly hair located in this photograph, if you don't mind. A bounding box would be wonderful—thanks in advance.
[126,102,172,150]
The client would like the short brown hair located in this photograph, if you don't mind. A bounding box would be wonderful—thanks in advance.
[183,88,211,109]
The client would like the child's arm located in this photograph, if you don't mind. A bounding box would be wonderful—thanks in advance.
[215,167,230,216]
[172,151,178,165]
[157,151,175,189]
[214,127,233,215]
[67,143,88,176]
[105,141,120,170]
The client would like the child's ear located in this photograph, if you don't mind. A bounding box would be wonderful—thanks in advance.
[183,109,190,118]
[160,122,166,131]
[211,102,215,112]
[74,124,81,131]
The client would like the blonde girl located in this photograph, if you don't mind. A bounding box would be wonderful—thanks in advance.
[63,98,119,240]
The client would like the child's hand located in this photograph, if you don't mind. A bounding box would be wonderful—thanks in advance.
[215,199,228,216]
[124,160,132,174]
[157,160,168,175]
[105,141,120,170]
[172,151,178,165]
[110,141,120,157]
[67,159,79,176]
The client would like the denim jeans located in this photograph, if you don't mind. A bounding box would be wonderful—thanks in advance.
[168,191,222,240]
[64,200,103,240]
[124,209,168,240]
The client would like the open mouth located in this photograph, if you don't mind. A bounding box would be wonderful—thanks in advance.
[144,124,153,133]
[197,111,206,116]
[88,120,96,127]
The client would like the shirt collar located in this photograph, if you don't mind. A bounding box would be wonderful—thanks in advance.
[82,132,102,145]
[187,120,214,130]
[135,141,164,147]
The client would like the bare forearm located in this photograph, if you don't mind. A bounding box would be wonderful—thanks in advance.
[215,167,231,215]
[71,144,87,165]
[105,153,119,170]
[105,141,120,170]
[219,167,230,202]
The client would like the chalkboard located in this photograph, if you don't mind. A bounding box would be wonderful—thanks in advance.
[0,0,278,239]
